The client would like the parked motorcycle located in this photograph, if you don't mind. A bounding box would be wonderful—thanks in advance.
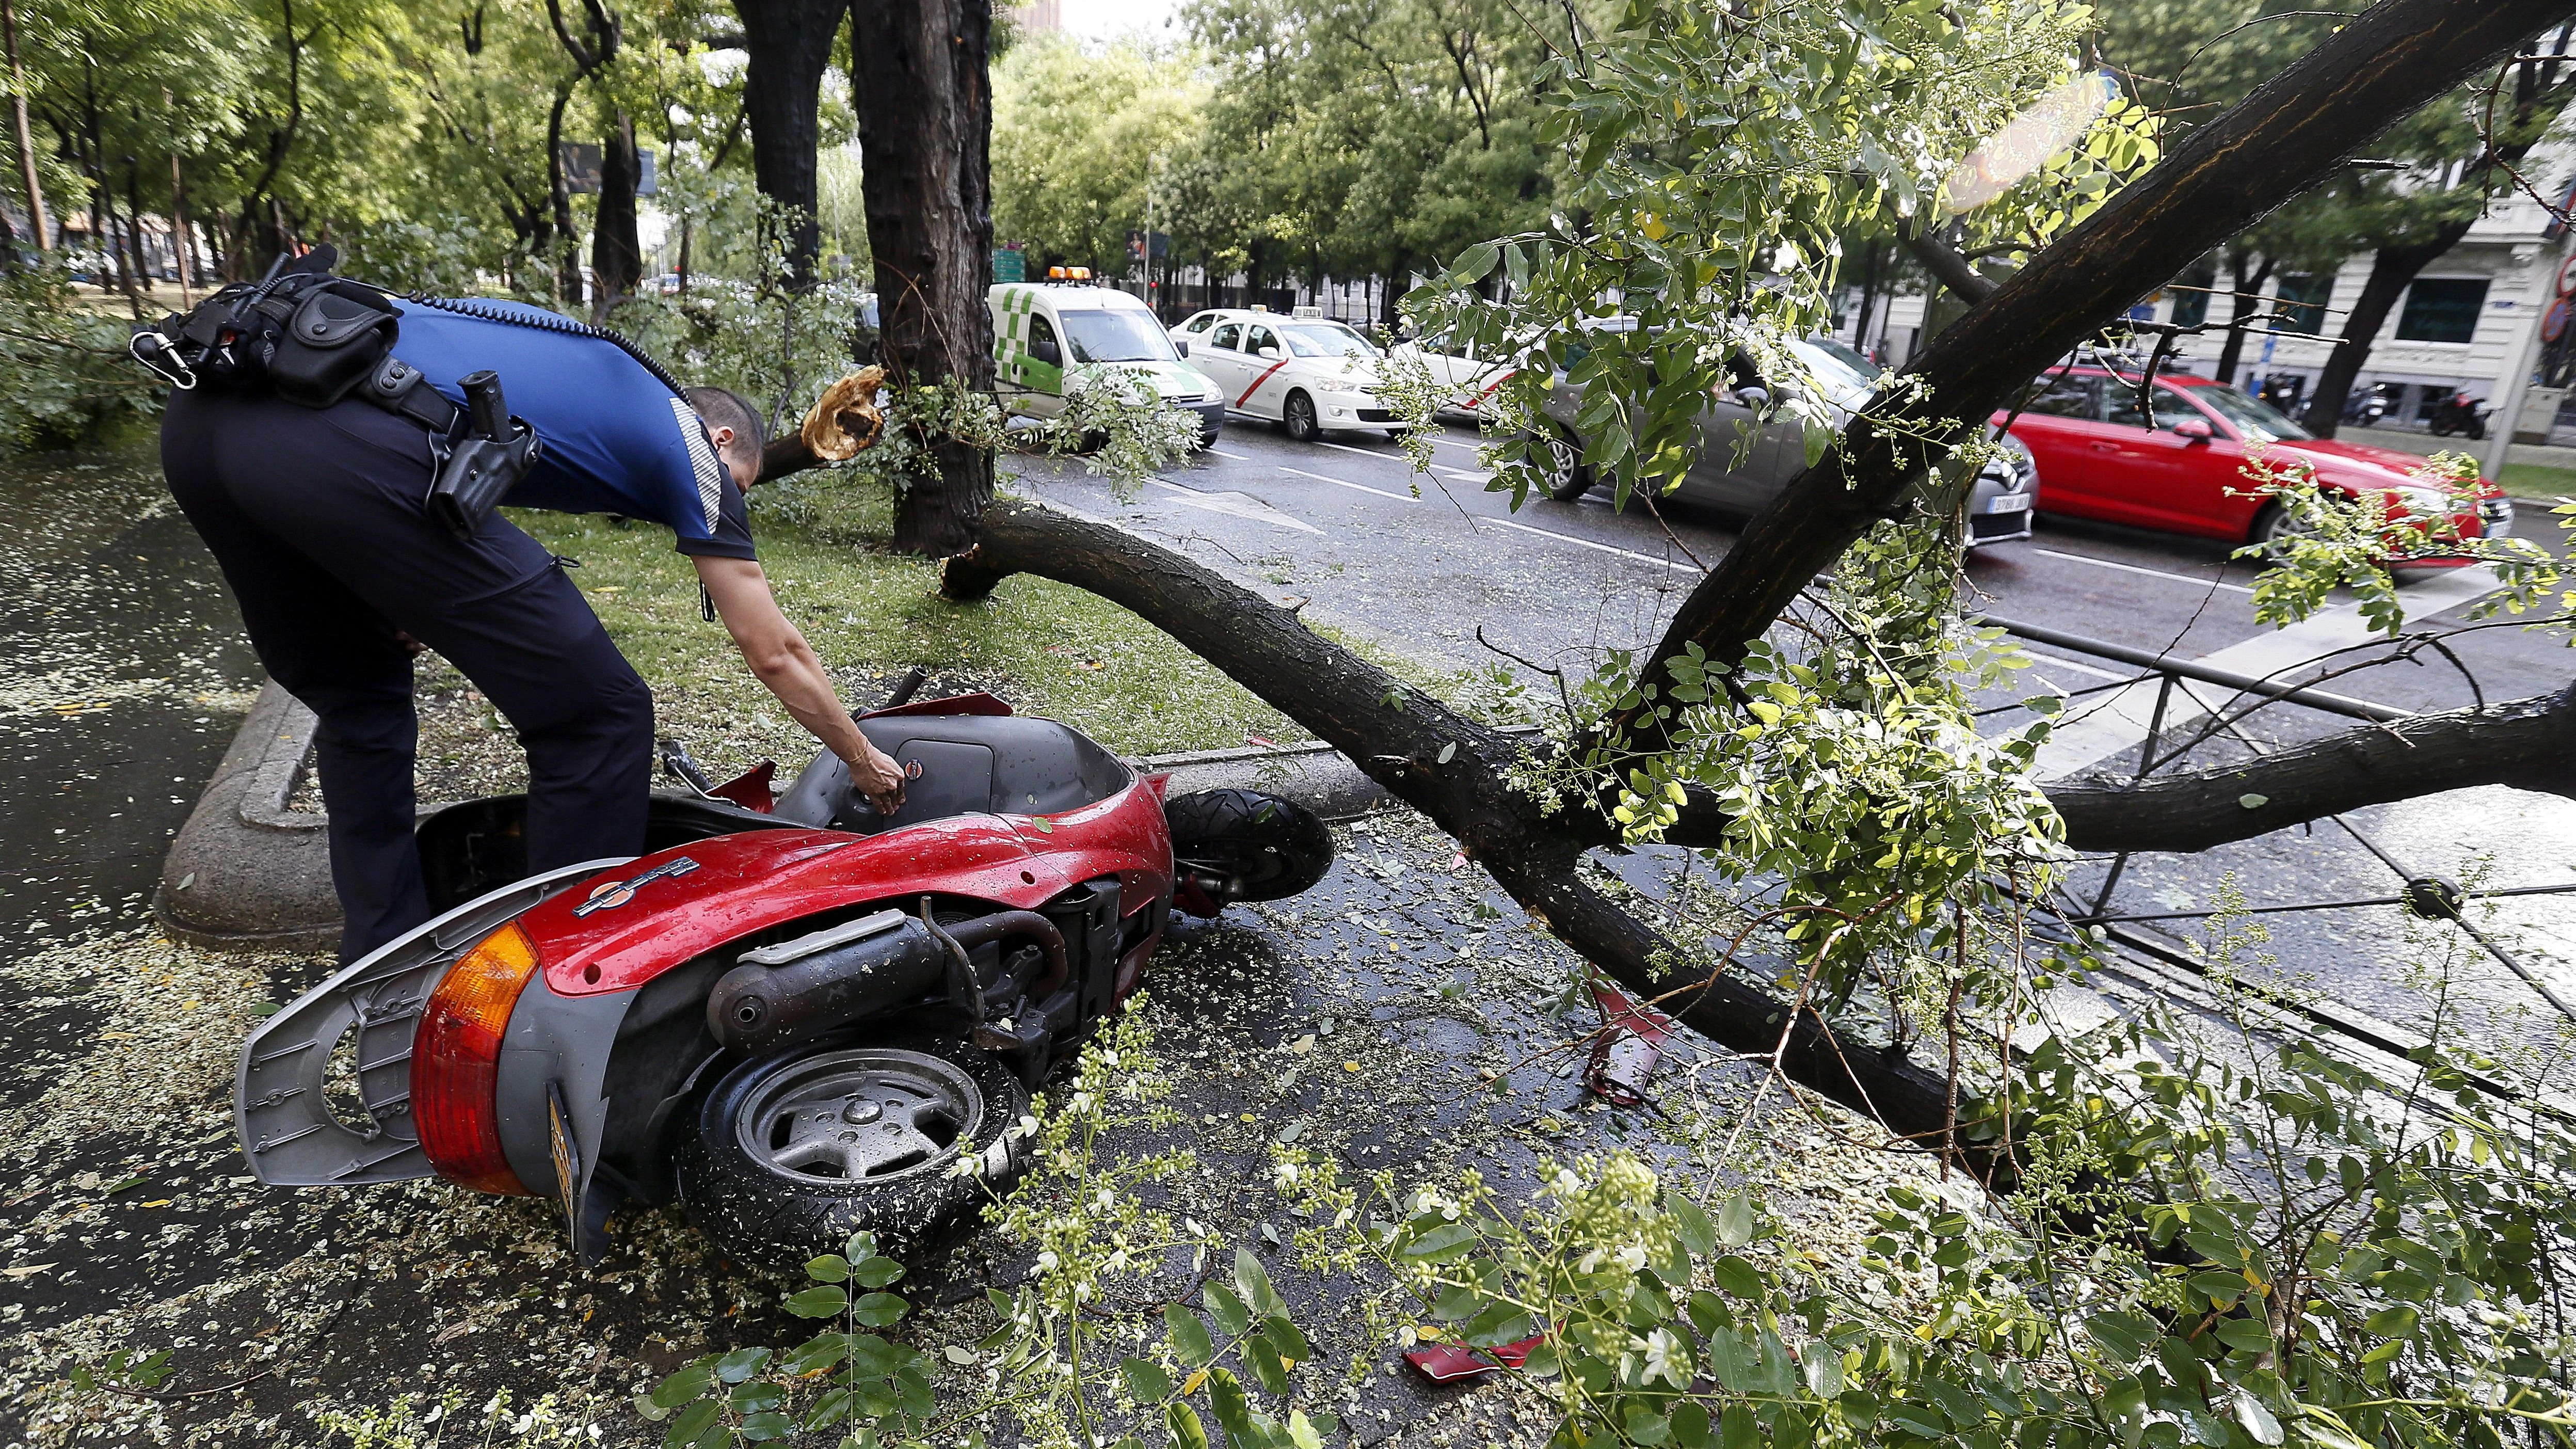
[2340,386,2390,428]
[233,679,1335,1266]
[2426,390,2491,440]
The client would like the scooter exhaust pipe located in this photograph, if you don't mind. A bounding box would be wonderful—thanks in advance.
[706,906,1069,1057]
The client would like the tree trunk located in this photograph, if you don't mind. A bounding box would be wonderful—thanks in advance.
[2,0,46,251]
[734,0,845,290]
[851,0,996,558]
[2211,252,2275,384]
[2297,231,2467,437]
[589,112,643,315]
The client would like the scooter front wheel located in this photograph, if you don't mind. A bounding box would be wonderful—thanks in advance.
[1166,788,1335,909]
[676,1033,1030,1269]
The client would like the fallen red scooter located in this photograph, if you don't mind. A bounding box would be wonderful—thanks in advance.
[233,680,1332,1265]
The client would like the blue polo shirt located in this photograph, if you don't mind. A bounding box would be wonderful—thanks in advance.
[387,298,757,560]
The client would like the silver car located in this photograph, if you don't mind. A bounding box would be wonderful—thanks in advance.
[1536,336,2036,547]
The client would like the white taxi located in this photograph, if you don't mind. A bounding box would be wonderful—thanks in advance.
[1167,307,1412,442]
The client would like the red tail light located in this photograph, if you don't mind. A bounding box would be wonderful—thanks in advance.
[413,921,540,1195]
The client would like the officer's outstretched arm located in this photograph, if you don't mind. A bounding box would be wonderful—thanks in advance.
[693,554,908,815]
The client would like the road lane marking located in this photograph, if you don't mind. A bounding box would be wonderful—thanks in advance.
[1147,479,1323,535]
[1484,516,1701,572]
[2035,564,2505,778]
[1207,447,1253,461]
[1278,466,1418,503]
[1306,435,1492,481]
[2031,547,2257,596]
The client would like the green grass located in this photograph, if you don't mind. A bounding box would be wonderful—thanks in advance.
[2498,460,2576,501]
[412,472,1464,799]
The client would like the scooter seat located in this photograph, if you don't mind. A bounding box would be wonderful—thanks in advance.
[771,712,1132,833]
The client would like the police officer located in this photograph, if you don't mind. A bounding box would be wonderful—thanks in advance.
[161,293,908,964]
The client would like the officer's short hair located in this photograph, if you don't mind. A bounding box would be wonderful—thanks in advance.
[683,387,767,473]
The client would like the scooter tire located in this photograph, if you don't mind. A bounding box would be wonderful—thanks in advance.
[1166,788,1335,906]
[676,1032,1031,1270]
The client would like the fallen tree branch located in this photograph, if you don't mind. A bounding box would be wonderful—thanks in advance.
[2044,686,2576,853]
[945,500,1989,1169]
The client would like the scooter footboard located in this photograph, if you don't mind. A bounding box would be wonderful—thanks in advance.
[234,859,627,1187]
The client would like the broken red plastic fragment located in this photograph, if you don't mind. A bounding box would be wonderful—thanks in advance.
[1585,975,1675,1108]
[709,760,777,813]
[1402,1331,1545,1383]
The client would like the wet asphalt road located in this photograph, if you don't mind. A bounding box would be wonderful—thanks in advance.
[1005,418,2576,1046]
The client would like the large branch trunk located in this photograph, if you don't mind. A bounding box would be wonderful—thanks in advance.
[1625,0,2574,709]
[2044,687,2576,853]
[732,0,846,289]
[945,502,1992,1170]
[852,0,997,557]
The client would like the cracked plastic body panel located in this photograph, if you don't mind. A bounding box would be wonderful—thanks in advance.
[234,858,627,1187]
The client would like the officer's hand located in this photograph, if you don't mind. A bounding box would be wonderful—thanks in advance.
[850,741,907,816]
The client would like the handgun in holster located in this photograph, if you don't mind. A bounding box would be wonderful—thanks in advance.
[426,370,542,543]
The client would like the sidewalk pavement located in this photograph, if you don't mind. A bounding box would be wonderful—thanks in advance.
[2343,424,2576,474]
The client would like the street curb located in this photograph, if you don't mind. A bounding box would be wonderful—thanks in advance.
[154,680,341,954]
[156,684,1440,953]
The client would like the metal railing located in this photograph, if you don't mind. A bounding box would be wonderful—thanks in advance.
[1975,615,2576,1027]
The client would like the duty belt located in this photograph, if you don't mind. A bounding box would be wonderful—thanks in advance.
[361,355,465,438]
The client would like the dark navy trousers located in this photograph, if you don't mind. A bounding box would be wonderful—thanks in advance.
[162,390,653,963]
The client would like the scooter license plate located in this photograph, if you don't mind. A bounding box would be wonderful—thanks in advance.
[547,1081,582,1234]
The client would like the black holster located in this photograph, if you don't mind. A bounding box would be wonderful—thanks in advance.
[426,369,542,542]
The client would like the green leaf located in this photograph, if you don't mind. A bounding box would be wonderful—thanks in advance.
[1720,1403,1761,1449]
[1203,1281,1252,1337]
[2363,1305,2418,1337]
[2232,1387,2285,1446]
[1206,1367,1255,1440]
[1671,1401,1714,1448]
[1233,1247,1286,1317]
[2086,1311,2157,1363]
[1456,242,1500,281]
[730,1380,787,1413]
[651,1363,714,1411]
[1243,1334,1290,1396]
[1709,1254,1766,1299]
[1167,1403,1212,1449]
[738,1411,793,1442]
[1121,1355,1173,1404]
[1717,1190,1756,1246]
[1262,1314,1310,1364]
[802,1387,854,1430]
[785,1285,849,1318]
[1401,1222,1479,1262]
[662,1400,722,1449]
[781,1333,852,1377]
[1668,1195,1717,1257]
[852,1255,905,1288]
[805,1254,851,1284]
[851,1293,907,1327]
[714,1346,772,1383]
[105,1177,147,1196]
[1166,1303,1217,1367]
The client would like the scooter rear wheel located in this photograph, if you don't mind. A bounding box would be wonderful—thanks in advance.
[676,1033,1029,1269]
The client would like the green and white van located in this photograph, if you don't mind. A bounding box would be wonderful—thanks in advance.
[989,281,1225,447]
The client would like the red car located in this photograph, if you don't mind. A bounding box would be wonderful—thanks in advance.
[1997,367,2512,564]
